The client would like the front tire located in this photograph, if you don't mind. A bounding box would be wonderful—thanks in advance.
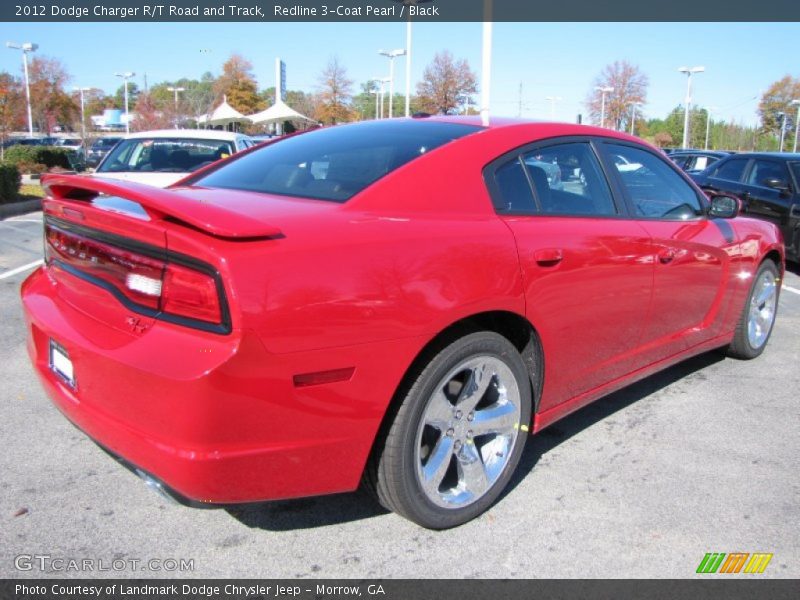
[366,332,533,529]
[727,259,779,359]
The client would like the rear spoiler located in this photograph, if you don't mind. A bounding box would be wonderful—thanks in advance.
[41,174,283,240]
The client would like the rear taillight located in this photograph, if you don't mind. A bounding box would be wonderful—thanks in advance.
[45,222,225,330]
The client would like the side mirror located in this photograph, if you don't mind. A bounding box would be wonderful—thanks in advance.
[763,177,790,191]
[708,194,741,219]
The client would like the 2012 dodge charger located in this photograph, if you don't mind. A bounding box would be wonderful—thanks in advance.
[21,117,783,528]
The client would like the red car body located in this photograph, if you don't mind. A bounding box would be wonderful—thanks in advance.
[21,118,783,511]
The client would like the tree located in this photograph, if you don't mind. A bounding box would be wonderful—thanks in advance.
[114,81,140,111]
[416,51,477,115]
[27,56,77,134]
[316,56,354,124]
[653,131,673,148]
[757,75,800,146]
[0,72,24,154]
[213,54,263,115]
[131,92,170,131]
[585,60,648,130]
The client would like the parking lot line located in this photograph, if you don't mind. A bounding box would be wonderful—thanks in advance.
[783,285,800,296]
[0,259,43,280]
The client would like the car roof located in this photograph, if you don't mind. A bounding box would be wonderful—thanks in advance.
[123,129,248,141]
[720,152,800,160]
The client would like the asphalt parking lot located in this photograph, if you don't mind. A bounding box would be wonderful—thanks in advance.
[1,211,798,579]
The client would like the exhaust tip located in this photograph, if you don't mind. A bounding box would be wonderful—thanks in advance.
[134,468,180,505]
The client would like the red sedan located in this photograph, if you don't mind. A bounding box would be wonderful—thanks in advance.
[21,117,783,529]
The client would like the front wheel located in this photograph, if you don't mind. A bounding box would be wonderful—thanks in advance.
[366,332,533,529]
[727,259,780,359]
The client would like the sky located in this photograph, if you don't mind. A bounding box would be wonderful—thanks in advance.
[1,21,798,126]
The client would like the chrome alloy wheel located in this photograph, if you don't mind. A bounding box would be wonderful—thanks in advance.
[414,355,522,509]
[747,269,778,349]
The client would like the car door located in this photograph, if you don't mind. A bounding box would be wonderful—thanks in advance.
[697,156,751,197]
[485,139,654,410]
[598,141,735,358]
[738,158,794,236]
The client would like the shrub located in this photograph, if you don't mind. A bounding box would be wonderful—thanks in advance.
[3,145,73,171]
[0,162,21,204]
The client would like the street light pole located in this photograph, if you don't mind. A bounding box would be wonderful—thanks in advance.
[678,66,705,149]
[6,41,38,136]
[166,86,185,128]
[778,112,787,152]
[405,20,412,117]
[379,49,406,119]
[371,89,380,120]
[596,86,613,128]
[72,86,90,147]
[792,99,800,154]
[115,72,135,134]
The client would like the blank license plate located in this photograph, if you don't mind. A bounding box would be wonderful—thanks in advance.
[49,339,76,388]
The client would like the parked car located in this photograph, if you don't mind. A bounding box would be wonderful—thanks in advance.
[691,152,800,261]
[1,136,58,148]
[669,150,730,174]
[55,137,86,171]
[22,118,784,529]
[85,136,123,168]
[92,130,254,188]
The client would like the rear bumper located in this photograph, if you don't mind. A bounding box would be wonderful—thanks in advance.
[21,267,423,504]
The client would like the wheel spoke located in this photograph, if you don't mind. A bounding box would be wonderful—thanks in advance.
[756,281,775,307]
[470,402,518,436]
[425,389,453,430]
[421,435,455,494]
[456,443,490,498]
[456,361,493,413]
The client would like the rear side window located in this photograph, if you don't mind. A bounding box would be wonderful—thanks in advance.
[712,158,749,182]
[604,143,703,219]
[523,143,616,216]
[193,121,480,202]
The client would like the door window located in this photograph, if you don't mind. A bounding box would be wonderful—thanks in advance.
[712,157,749,182]
[604,143,704,219]
[747,160,789,188]
[522,143,617,216]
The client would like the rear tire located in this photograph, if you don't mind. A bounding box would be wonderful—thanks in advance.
[727,259,779,359]
[365,332,532,529]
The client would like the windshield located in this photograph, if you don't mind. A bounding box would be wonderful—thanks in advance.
[192,120,481,202]
[97,138,234,173]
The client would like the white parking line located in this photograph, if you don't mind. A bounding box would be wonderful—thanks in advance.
[0,259,43,280]
[783,285,800,296]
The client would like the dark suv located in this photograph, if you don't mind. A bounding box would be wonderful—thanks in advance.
[86,137,123,168]
[691,152,800,261]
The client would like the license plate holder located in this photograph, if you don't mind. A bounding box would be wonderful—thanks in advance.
[49,339,76,389]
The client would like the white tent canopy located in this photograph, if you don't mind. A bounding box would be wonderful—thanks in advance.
[197,96,251,126]
[248,100,315,126]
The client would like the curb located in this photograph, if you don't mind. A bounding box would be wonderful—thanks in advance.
[0,199,42,220]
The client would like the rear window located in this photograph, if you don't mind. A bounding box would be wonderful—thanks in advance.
[97,138,234,173]
[192,120,481,202]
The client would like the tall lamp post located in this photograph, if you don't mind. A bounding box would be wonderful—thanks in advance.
[596,86,613,128]
[704,106,718,150]
[378,49,406,119]
[115,71,135,134]
[370,88,380,120]
[678,66,705,149]
[777,112,787,153]
[791,99,800,154]
[545,96,562,120]
[166,86,185,128]
[630,101,642,135]
[72,86,91,148]
[6,41,38,136]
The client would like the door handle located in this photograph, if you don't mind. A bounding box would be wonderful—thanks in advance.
[658,248,676,264]
[534,248,563,266]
